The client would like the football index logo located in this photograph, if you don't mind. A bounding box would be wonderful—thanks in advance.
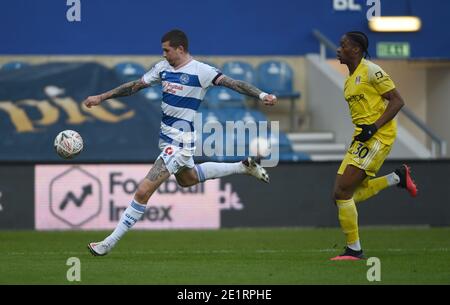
[36,164,241,230]
[49,166,102,228]
[59,184,92,210]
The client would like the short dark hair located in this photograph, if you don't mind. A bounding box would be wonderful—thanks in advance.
[161,29,189,52]
[346,31,370,58]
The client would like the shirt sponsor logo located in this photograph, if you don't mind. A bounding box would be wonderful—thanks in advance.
[346,94,365,103]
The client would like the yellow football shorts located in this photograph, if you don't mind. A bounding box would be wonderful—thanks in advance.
[338,137,392,177]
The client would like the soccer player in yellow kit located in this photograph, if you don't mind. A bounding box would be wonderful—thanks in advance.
[331,31,418,260]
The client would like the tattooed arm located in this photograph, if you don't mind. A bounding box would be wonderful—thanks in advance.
[83,79,149,108]
[217,75,277,106]
[217,75,262,98]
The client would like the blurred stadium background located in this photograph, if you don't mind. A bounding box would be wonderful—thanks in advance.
[0,0,449,284]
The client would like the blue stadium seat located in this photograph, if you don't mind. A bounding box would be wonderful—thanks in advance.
[204,87,246,109]
[201,62,255,109]
[230,109,268,124]
[195,107,311,162]
[139,62,163,102]
[220,61,256,105]
[198,108,225,124]
[248,132,310,162]
[115,62,162,102]
[271,132,293,154]
[1,61,30,71]
[247,110,268,124]
[257,60,301,131]
[196,108,228,159]
[221,109,268,155]
[222,61,255,84]
[279,151,311,161]
[257,60,300,98]
[197,108,228,135]
[114,62,146,82]
[141,85,163,102]
[273,132,311,161]
[200,60,219,69]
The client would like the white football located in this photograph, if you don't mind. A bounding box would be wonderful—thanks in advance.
[54,130,83,159]
[249,137,271,157]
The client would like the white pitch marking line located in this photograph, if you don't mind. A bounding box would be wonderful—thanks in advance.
[4,248,449,256]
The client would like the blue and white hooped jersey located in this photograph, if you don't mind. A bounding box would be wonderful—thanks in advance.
[142,59,222,154]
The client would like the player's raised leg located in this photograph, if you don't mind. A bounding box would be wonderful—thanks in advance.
[353,164,417,203]
[88,158,170,256]
[353,173,397,203]
[394,164,418,197]
[196,157,269,183]
[175,157,269,187]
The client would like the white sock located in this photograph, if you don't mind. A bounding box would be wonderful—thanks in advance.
[386,172,400,186]
[348,240,362,251]
[195,162,246,182]
[104,200,145,246]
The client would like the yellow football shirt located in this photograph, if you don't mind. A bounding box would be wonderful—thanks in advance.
[344,59,397,145]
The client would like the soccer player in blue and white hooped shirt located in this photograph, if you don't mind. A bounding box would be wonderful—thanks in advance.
[83,29,277,256]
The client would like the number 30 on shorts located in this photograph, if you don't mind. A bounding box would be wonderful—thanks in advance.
[352,142,369,159]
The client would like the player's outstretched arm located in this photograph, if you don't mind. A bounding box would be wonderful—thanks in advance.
[83,79,149,108]
[217,75,277,106]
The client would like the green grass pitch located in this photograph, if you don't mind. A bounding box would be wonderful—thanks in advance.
[1,228,449,284]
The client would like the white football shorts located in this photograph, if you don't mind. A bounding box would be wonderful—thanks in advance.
[157,142,195,175]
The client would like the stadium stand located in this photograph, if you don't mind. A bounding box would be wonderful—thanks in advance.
[141,85,163,102]
[257,60,301,131]
[1,61,30,71]
[222,61,255,84]
[204,87,246,109]
[220,61,256,104]
[113,62,146,83]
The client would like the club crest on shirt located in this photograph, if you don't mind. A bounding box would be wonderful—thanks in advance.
[180,74,190,85]
[355,76,361,85]
[161,72,167,79]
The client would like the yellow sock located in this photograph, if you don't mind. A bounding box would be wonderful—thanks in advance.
[336,198,359,245]
[354,176,390,203]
